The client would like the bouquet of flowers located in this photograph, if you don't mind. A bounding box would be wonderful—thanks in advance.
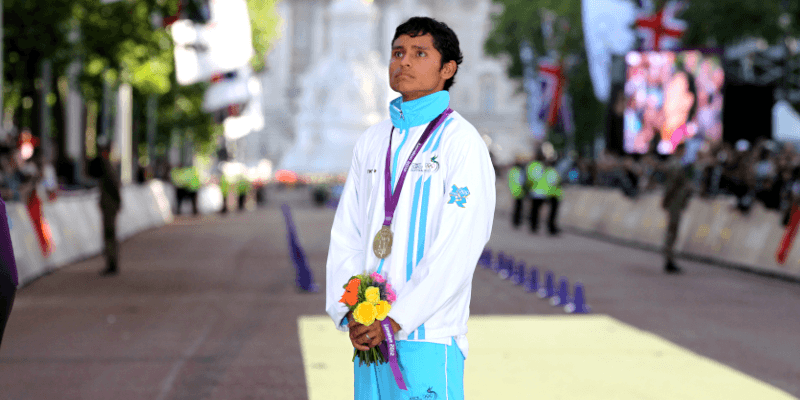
[339,272,397,366]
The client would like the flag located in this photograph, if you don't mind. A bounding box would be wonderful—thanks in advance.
[537,60,566,128]
[520,40,547,140]
[635,0,686,51]
[581,0,637,102]
[560,93,575,135]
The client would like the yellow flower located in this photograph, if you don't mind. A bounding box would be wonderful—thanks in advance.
[353,301,377,326]
[365,286,381,305]
[374,300,391,321]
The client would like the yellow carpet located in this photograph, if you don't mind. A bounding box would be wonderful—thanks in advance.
[298,315,797,400]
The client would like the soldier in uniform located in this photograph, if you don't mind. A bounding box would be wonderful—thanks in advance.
[98,142,122,276]
[661,143,691,274]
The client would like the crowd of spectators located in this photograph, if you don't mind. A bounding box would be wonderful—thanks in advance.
[567,138,800,225]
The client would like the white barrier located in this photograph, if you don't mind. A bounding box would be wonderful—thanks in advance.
[560,186,800,280]
[8,180,175,287]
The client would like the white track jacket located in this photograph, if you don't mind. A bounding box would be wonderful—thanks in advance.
[325,90,496,358]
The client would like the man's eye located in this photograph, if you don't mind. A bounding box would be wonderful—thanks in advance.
[394,51,403,58]
[418,51,426,57]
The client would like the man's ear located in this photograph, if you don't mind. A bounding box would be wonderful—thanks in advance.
[441,60,457,80]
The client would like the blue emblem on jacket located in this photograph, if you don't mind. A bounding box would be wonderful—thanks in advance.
[448,185,470,208]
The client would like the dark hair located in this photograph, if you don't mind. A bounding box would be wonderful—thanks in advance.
[673,67,698,121]
[392,17,463,91]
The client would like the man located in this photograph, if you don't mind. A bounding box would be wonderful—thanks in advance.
[526,153,544,233]
[543,158,562,236]
[508,154,528,228]
[528,153,549,234]
[661,142,692,274]
[235,173,250,212]
[326,17,495,400]
[219,170,230,214]
[98,142,122,276]
[171,164,200,216]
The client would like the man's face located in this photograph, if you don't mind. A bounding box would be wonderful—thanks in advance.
[389,33,454,101]
[663,71,695,123]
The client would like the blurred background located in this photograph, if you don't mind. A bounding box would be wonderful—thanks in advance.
[2,0,800,398]
[1,0,799,217]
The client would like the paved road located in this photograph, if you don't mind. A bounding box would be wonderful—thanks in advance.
[1,186,798,399]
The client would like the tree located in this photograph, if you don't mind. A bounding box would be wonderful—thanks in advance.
[3,0,281,178]
[3,0,75,137]
[678,0,797,48]
[485,0,605,155]
[247,0,281,72]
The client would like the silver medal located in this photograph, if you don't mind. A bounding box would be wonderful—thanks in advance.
[373,226,394,259]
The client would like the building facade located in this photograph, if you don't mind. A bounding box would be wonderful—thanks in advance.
[252,0,529,171]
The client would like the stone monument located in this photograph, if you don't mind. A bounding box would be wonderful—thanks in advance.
[279,0,392,174]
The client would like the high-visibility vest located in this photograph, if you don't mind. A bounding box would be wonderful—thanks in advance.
[527,161,545,196]
[508,166,525,199]
[236,176,250,195]
[170,168,186,188]
[544,167,562,199]
[171,167,201,191]
[186,167,201,191]
[219,174,230,194]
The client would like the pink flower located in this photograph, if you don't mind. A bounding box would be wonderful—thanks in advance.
[386,288,397,303]
[370,272,386,284]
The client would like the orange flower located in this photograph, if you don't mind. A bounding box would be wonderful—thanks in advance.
[339,278,361,306]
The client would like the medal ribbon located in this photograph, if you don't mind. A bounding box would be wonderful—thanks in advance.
[383,108,452,226]
[379,319,407,390]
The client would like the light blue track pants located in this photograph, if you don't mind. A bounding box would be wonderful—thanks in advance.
[354,338,465,400]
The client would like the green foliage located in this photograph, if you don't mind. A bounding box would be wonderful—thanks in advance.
[3,0,280,157]
[679,0,797,48]
[74,0,178,100]
[485,0,604,152]
[247,0,282,72]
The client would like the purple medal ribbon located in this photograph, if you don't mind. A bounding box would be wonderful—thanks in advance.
[379,319,407,390]
[383,108,452,226]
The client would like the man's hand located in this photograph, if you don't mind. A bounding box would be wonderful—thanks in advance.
[348,313,401,351]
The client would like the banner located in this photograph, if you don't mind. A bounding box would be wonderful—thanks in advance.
[581,0,637,102]
[202,67,254,113]
[171,0,254,85]
[520,40,546,140]
[537,60,565,128]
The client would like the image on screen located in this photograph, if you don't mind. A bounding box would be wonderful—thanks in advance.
[623,50,724,155]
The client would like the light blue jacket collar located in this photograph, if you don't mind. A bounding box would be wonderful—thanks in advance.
[389,91,450,132]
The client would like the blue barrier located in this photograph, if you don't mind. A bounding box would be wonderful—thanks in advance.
[281,203,318,293]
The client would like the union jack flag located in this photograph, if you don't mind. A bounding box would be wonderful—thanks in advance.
[635,0,686,51]
[537,60,566,128]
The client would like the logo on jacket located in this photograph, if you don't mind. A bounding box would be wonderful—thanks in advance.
[448,185,470,208]
[409,387,438,400]
[410,155,440,173]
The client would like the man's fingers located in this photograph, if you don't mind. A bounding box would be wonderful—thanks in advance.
[350,324,367,338]
[349,321,389,350]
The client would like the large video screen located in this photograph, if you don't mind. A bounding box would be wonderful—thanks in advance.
[624,50,724,155]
